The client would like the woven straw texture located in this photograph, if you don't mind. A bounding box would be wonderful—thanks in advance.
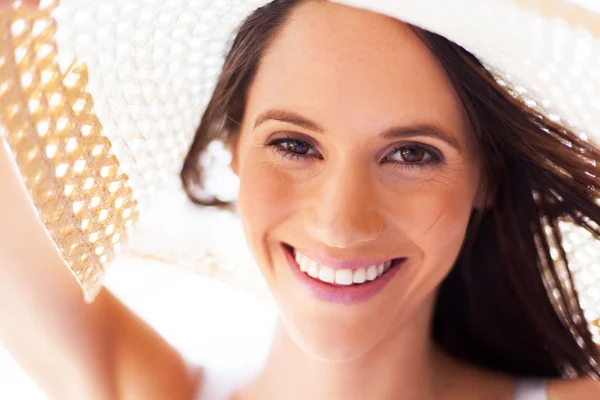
[0,3,138,302]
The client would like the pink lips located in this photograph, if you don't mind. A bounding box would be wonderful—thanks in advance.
[294,248,393,270]
[283,244,406,305]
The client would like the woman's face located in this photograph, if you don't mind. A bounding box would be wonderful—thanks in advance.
[234,1,482,360]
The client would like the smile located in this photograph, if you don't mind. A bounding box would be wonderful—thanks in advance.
[294,249,393,285]
[282,244,406,304]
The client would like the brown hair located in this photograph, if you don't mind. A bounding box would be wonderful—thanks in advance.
[181,0,600,378]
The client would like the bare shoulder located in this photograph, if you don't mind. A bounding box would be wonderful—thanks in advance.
[547,345,600,399]
[434,346,600,400]
[433,350,513,400]
[547,377,600,400]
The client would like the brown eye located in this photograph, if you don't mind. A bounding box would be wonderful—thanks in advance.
[383,144,442,170]
[285,141,310,155]
[400,146,426,162]
[267,137,319,161]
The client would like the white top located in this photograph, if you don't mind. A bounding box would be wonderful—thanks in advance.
[193,363,256,400]
[513,379,548,400]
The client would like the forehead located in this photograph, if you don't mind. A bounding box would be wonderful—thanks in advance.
[245,1,470,141]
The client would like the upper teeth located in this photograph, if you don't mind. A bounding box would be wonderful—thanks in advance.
[294,250,393,285]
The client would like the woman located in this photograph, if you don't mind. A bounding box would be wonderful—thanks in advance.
[1,0,600,399]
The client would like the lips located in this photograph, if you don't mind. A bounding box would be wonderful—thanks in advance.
[282,243,406,304]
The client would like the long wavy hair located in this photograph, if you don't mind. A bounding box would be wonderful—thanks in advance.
[181,0,600,378]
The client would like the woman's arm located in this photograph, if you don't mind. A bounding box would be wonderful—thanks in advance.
[0,142,200,399]
[0,138,116,398]
[1,3,201,398]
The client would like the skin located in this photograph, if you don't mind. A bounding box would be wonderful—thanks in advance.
[0,0,598,399]
[229,2,600,400]
[0,0,38,9]
[231,2,489,399]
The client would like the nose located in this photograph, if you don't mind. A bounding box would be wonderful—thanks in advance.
[303,164,384,248]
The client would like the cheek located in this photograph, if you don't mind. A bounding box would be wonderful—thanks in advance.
[389,176,476,285]
[420,195,472,268]
[237,158,297,261]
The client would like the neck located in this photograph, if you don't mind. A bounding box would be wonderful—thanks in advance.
[243,294,442,400]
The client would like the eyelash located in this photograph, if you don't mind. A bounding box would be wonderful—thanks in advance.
[265,135,443,170]
[266,136,320,162]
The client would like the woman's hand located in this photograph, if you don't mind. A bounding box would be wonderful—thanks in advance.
[0,0,39,10]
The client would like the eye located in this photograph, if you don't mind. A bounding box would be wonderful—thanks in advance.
[266,136,320,161]
[283,140,311,155]
[383,144,442,170]
[397,146,431,163]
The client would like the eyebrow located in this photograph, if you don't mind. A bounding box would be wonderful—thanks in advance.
[255,108,325,133]
[254,108,461,152]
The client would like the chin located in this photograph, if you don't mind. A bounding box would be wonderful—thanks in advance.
[263,242,418,363]
[278,307,394,362]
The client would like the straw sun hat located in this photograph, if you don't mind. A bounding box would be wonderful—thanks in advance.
[1,0,600,339]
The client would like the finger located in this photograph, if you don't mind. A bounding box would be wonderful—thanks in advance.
[21,0,40,8]
[0,0,40,10]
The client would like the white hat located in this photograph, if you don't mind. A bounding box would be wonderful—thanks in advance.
[1,0,599,339]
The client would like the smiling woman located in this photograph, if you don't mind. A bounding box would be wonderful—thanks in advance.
[181,0,600,398]
[2,0,600,400]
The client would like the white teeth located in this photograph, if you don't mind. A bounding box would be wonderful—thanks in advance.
[306,259,318,273]
[352,267,367,284]
[307,263,320,278]
[295,251,304,270]
[335,269,354,285]
[366,265,378,281]
[299,256,309,272]
[318,266,335,283]
[294,249,394,286]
